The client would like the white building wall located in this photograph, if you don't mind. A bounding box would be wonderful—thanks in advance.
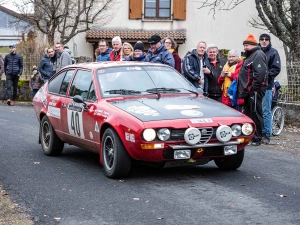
[67,0,286,83]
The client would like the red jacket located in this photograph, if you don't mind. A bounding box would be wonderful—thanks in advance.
[217,60,244,106]
[172,51,182,73]
[110,50,121,61]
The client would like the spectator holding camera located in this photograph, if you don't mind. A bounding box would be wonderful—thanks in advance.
[217,49,243,107]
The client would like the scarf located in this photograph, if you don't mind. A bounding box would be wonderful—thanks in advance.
[222,60,240,97]
[168,48,174,53]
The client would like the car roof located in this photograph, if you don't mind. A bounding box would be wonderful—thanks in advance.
[63,61,171,70]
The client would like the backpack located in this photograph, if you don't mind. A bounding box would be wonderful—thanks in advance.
[227,79,237,106]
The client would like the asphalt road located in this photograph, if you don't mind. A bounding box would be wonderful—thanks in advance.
[0,104,300,225]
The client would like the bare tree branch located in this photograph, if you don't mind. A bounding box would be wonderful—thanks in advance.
[13,0,120,45]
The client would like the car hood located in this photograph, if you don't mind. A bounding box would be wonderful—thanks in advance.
[110,96,243,122]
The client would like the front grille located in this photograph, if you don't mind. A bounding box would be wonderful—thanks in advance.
[170,127,214,144]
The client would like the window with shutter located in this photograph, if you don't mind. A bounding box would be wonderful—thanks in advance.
[173,0,186,20]
[144,0,171,19]
[129,0,143,19]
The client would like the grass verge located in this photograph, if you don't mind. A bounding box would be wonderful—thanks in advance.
[0,185,33,225]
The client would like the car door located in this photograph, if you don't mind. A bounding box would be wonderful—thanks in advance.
[46,69,75,139]
[61,69,98,151]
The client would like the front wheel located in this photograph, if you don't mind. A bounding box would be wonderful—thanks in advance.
[40,116,64,156]
[102,128,131,178]
[272,106,284,136]
[214,148,244,170]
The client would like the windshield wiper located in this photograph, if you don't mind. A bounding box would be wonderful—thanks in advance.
[175,88,199,96]
[104,89,141,95]
[146,88,181,93]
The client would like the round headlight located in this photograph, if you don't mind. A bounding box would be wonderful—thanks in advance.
[231,124,242,137]
[242,123,254,136]
[143,129,156,141]
[157,128,171,141]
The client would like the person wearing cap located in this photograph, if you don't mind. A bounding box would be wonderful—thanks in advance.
[144,34,174,67]
[237,33,268,146]
[4,44,23,106]
[258,32,281,145]
[128,41,146,61]
[29,66,43,102]
[110,36,122,61]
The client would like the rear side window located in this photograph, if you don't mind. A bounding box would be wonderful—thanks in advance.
[59,70,75,95]
[69,70,93,100]
[48,71,66,94]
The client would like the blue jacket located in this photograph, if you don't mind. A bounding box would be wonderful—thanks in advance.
[144,45,175,67]
[182,49,213,94]
[97,48,112,62]
[39,55,55,79]
[4,52,23,75]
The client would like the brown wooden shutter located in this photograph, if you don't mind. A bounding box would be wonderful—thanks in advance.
[173,0,186,20]
[129,0,143,19]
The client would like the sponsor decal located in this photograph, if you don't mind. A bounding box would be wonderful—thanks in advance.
[67,101,85,138]
[125,132,135,143]
[181,110,203,117]
[50,96,60,100]
[126,106,159,117]
[94,109,110,117]
[98,69,105,74]
[47,106,61,119]
[164,105,200,110]
[95,121,99,132]
[48,101,57,107]
[89,131,93,140]
[190,118,213,123]
[126,66,142,70]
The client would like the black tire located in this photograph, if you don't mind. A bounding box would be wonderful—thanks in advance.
[40,116,64,156]
[272,106,284,136]
[214,148,244,170]
[102,128,131,178]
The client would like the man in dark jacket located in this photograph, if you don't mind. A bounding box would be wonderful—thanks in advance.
[182,41,213,95]
[4,44,23,106]
[259,33,281,144]
[144,34,175,67]
[97,39,112,62]
[206,44,226,102]
[39,47,56,82]
[237,34,268,146]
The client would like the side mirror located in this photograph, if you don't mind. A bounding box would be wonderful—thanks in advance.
[73,95,89,111]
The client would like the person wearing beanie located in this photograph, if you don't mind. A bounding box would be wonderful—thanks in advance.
[131,41,146,61]
[258,32,281,144]
[162,37,182,73]
[236,33,268,146]
[144,34,175,67]
[29,66,43,104]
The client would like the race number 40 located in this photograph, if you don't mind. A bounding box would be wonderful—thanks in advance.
[67,101,85,138]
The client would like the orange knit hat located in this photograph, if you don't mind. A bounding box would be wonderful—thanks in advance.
[243,33,257,45]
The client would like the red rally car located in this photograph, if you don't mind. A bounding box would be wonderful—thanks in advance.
[33,62,255,178]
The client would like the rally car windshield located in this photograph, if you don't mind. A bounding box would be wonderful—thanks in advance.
[97,66,198,97]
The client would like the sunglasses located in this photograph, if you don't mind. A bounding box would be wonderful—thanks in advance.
[260,38,269,41]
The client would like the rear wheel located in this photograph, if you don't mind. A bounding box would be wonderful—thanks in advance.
[272,106,284,136]
[40,116,64,156]
[102,128,131,178]
[214,148,244,170]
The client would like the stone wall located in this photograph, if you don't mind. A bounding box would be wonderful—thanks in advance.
[1,80,299,126]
